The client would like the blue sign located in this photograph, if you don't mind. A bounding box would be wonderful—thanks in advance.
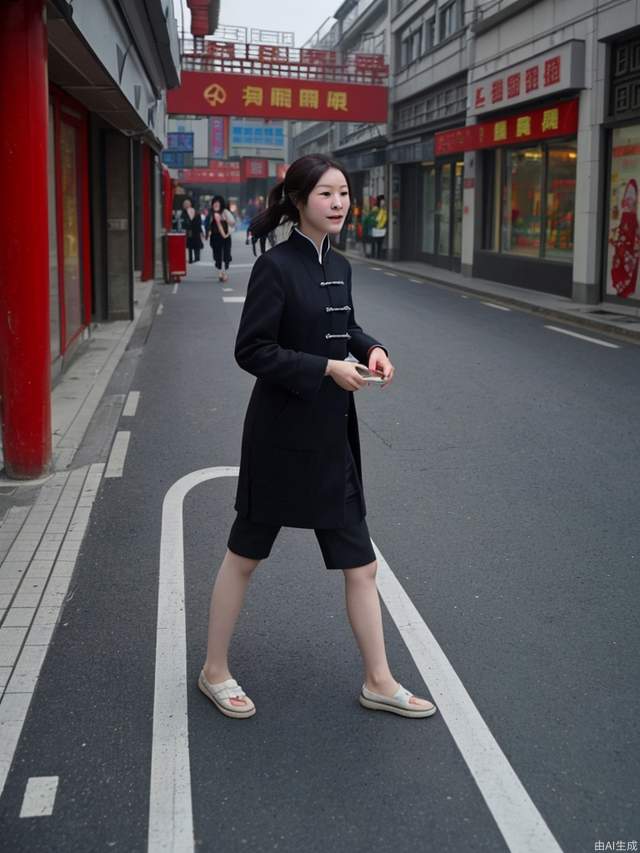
[167,132,194,152]
[231,124,284,147]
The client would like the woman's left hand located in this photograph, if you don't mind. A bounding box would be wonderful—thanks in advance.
[368,347,395,388]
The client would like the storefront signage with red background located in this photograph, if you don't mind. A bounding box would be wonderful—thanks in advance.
[167,71,388,123]
[435,99,579,156]
[468,41,585,117]
[241,157,268,179]
[178,160,241,184]
[276,163,288,180]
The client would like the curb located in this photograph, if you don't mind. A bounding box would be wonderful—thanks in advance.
[342,250,640,347]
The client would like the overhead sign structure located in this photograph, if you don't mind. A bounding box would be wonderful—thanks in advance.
[167,71,388,123]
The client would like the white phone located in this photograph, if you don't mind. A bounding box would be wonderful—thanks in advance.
[354,363,386,384]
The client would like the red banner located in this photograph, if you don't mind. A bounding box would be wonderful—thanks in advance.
[241,158,268,179]
[178,160,241,184]
[167,71,388,122]
[276,163,288,181]
[434,98,579,156]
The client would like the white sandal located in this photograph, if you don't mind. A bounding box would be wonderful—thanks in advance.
[198,670,256,718]
[359,683,437,718]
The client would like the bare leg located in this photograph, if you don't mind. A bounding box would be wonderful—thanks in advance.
[202,548,259,708]
[343,561,432,707]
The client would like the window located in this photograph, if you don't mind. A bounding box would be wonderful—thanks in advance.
[439,0,463,41]
[486,141,576,261]
[425,15,436,51]
[399,21,422,68]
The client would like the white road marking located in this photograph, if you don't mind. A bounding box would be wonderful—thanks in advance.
[461,295,470,299]
[172,283,179,294]
[122,392,140,417]
[19,776,59,817]
[482,302,511,312]
[384,272,398,277]
[222,288,234,292]
[199,262,254,268]
[372,543,563,853]
[222,297,245,303]
[370,266,382,271]
[151,468,564,853]
[104,431,131,478]
[544,325,620,348]
[157,304,164,315]
[149,467,238,853]
[409,278,422,283]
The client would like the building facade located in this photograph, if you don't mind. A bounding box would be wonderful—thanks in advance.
[0,0,184,478]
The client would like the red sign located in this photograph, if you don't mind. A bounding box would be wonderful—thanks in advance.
[276,163,288,181]
[435,99,579,156]
[167,71,388,123]
[241,158,268,179]
[178,160,241,184]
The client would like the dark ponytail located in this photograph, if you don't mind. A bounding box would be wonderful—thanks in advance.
[249,154,352,239]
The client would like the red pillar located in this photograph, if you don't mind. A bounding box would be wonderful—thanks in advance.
[0,0,52,478]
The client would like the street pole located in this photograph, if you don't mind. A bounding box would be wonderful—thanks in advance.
[0,0,52,478]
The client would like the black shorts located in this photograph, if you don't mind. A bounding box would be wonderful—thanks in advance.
[227,496,376,571]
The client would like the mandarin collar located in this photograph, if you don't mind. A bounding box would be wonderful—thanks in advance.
[290,226,331,264]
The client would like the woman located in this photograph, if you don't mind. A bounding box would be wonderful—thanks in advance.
[206,195,233,282]
[609,178,640,298]
[198,154,437,721]
[181,198,203,264]
[371,194,388,260]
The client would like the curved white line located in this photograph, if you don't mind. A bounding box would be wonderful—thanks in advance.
[148,467,563,853]
[148,467,238,853]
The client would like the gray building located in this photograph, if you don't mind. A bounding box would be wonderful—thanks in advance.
[295,0,640,308]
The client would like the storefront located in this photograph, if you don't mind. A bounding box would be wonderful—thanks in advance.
[603,32,640,305]
[446,42,584,296]
[48,86,92,372]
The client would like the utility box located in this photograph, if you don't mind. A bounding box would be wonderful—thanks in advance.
[166,231,186,281]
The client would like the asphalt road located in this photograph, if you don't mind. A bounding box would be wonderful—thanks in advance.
[1,236,638,853]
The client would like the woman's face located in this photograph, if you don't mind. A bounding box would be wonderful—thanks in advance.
[299,167,349,236]
[212,200,221,212]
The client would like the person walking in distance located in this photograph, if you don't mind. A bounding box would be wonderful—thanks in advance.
[181,198,203,264]
[198,154,438,720]
[371,195,388,260]
[206,195,233,282]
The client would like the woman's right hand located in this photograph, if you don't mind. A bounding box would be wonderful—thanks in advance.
[325,360,368,392]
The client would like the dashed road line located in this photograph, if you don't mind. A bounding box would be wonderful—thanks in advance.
[370,266,382,271]
[150,467,564,853]
[409,278,422,283]
[222,297,245,303]
[544,325,620,348]
[482,302,511,312]
[172,283,179,294]
[384,272,398,277]
[157,304,164,315]
[19,776,59,817]
[122,392,140,417]
[222,287,233,292]
[104,432,131,479]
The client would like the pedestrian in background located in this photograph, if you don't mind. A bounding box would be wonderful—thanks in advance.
[206,195,233,282]
[371,195,388,260]
[197,153,437,722]
[181,198,203,264]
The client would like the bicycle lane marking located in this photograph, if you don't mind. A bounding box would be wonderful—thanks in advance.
[150,468,563,853]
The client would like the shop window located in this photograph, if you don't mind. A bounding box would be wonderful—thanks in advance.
[605,124,640,299]
[544,143,577,260]
[486,142,576,261]
[502,147,543,256]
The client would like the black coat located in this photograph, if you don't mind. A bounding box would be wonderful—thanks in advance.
[233,227,387,529]
[181,210,203,249]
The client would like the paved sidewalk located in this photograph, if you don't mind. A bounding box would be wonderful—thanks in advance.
[343,246,640,345]
[0,275,157,776]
